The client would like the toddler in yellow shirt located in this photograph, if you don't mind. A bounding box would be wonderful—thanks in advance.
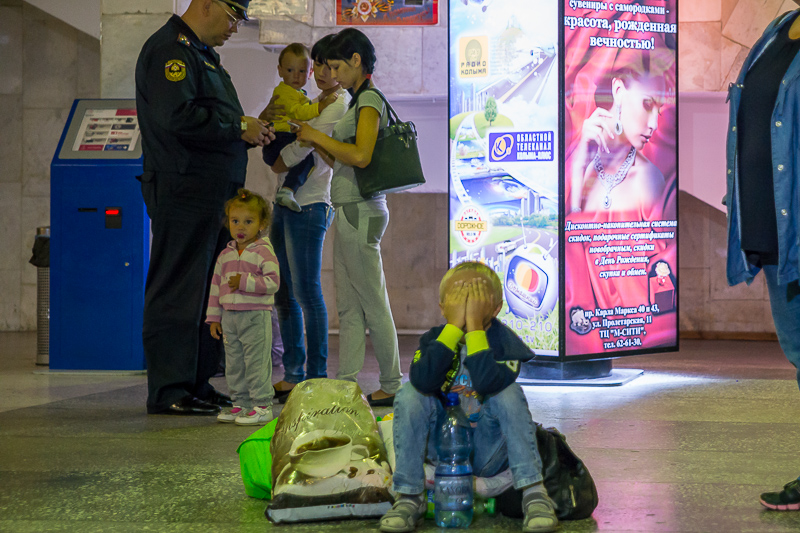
[261,43,337,212]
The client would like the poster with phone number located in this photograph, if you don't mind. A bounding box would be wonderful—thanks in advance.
[449,0,560,355]
[563,0,678,356]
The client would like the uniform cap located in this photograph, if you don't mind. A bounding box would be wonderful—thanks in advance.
[219,0,250,20]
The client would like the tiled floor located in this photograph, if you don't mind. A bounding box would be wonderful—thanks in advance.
[2,332,800,532]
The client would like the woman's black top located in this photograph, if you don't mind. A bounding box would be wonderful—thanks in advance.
[737,13,800,263]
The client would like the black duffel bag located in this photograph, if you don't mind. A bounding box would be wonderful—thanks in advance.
[495,424,598,521]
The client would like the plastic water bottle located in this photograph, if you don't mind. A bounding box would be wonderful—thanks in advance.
[434,392,474,528]
[426,490,496,520]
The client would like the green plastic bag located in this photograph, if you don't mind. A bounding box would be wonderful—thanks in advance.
[236,418,279,499]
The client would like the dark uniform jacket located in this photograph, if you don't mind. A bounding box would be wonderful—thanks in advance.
[409,319,534,398]
[135,15,248,183]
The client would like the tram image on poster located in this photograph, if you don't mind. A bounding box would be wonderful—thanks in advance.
[563,0,678,356]
[449,0,560,355]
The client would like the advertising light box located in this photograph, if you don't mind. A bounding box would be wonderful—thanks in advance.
[448,0,678,362]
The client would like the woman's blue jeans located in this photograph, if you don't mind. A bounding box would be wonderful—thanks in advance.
[270,202,334,384]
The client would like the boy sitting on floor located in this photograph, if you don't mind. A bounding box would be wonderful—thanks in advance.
[379,261,558,533]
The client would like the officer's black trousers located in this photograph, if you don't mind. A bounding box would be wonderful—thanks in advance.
[140,171,238,412]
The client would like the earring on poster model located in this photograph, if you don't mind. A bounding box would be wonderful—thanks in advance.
[614,104,623,136]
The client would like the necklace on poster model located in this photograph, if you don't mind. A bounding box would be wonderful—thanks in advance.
[592,146,636,209]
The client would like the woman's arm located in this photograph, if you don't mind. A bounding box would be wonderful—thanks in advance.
[271,156,289,174]
[312,144,335,168]
[274,92,348,174]
[295,106,381,168]
[258,94,286,123]
[271,145,333,174]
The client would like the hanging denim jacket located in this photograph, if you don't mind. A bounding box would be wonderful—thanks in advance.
[726,9,800,287]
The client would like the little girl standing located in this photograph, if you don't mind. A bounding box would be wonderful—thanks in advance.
[206,189,280,425]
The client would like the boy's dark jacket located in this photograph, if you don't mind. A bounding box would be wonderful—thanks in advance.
[409,318,534,397]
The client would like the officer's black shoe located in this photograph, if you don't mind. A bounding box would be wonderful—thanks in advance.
[204,390,233,407]
[148,396,220,415]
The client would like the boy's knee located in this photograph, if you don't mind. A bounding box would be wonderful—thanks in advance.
[395,382,426,406]
[395,383,439,417]
[484,384,529,414]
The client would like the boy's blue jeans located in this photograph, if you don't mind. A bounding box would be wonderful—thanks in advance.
[391,381,545,495]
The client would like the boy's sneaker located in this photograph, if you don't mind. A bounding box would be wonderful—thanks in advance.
[234,406,274,426]
[217,406,244,423]
[760,478,800,511]
[522,492,559,533]
[379,495,426,533]
[276,188,301,213]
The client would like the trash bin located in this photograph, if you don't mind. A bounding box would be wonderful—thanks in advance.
[29,227,50,366]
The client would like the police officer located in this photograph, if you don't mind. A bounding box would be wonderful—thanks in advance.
[135,0,274,415]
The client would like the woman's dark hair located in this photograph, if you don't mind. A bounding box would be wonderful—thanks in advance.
[310,34,335,64]
[326,28,377,75]
[594,49,672,109]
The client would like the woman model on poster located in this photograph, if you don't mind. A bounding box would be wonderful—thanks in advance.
[291,28,401,407]
[569,55,668,215]
[564,48,677,354]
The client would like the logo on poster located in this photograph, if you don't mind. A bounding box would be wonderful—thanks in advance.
[489,131,554,162]
[491,134,514,160]
[459,36,489,78]
[454,206,488,247]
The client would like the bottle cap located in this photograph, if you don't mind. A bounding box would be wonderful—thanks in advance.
[443,392,460,407]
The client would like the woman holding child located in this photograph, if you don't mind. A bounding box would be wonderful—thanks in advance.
[292,28,402,406]
[265,36,350,401]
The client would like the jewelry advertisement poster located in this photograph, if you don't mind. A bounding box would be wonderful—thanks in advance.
[336,0,439,25]
[448,0,560,355]
[563,0,678,356]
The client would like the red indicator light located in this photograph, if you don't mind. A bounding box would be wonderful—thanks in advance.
[105,209,120,216]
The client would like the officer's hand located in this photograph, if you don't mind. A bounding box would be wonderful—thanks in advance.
[241,116,269,146]
[258,95,286,123]
[210,322,222,340]
[264,122,276,144]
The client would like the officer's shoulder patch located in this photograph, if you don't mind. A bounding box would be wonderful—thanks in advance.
[177,33,191,47]
[165,59,186,82]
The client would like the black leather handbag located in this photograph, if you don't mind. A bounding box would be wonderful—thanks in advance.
[349,89,426,198]
[495,424,599,521]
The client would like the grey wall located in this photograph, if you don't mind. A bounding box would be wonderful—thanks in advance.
[0,0,100,330]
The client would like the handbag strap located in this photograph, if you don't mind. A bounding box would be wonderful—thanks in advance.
[345,88,411,145]
[353,87,400,128]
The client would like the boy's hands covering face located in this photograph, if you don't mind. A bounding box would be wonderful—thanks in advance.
[465,278,496,332]
[441,280,469,331]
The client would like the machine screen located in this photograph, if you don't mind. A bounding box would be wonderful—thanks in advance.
[72,109,140,153]
[57,99,142,160]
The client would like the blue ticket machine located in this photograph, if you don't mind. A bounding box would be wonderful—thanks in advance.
[50,99,148,371]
